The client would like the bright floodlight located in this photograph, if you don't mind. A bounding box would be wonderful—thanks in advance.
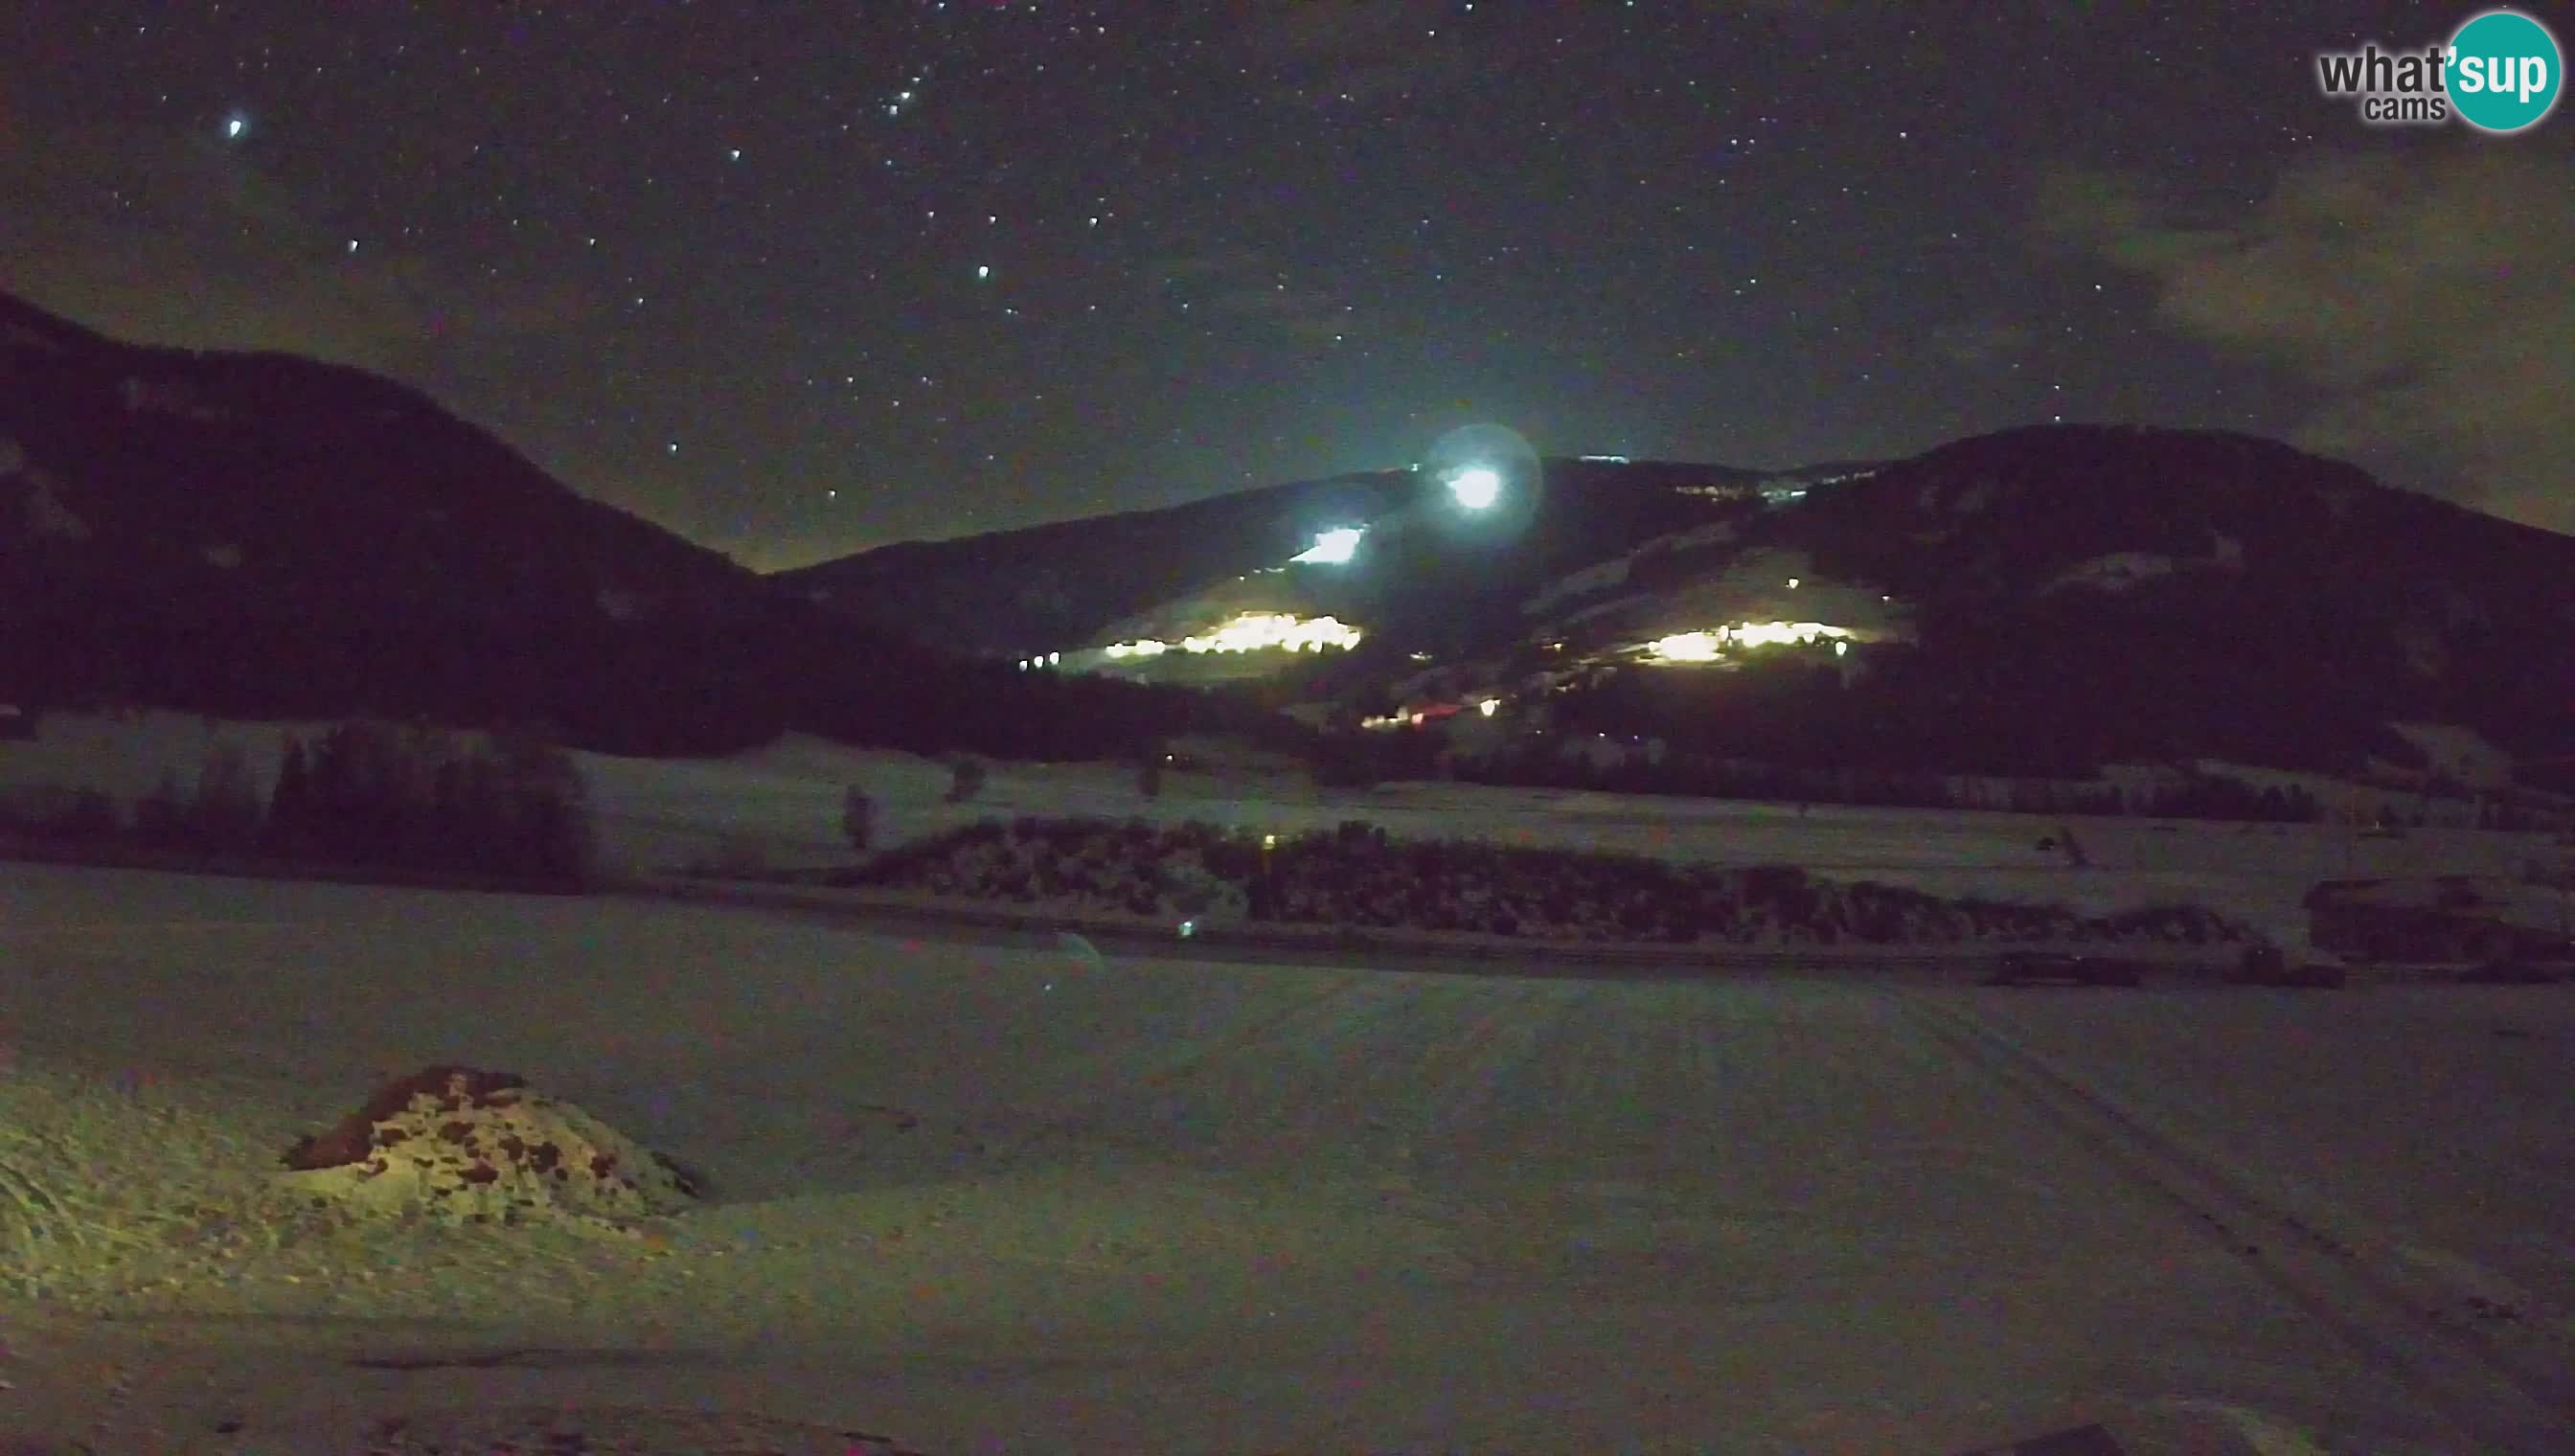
[1447,466,1502,510]
[1292,526,1364,564]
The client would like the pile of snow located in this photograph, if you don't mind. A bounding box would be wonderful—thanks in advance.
[277,1065,703,1230]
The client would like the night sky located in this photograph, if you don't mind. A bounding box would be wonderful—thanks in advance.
[3,2,2567,570]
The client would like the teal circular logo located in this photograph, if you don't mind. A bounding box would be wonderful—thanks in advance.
[2447,10,2562,133]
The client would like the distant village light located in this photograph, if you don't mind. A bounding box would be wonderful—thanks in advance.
[1478,697,1500,717]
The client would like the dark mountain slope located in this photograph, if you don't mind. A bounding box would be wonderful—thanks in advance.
[1755,425,2575,769]
[781,456,1763,660]
[0,290,1273,761]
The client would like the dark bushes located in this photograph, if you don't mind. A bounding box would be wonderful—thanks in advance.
[837,815,2255,946]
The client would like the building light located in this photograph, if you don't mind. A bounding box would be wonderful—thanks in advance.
[1478,697,1499,717]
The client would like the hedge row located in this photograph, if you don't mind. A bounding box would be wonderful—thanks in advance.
[837,817,2252,946]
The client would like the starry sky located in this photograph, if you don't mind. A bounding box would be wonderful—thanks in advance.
[3,2,2568,570]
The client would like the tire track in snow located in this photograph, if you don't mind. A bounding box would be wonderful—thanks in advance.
[1889,988,2575,1456]
[1110,969,1572,1175]
[993,967,1379,1161]
[1103,966,1438,1169]
[1390,975,1575,1173]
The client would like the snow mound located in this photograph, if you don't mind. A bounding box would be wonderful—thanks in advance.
[277,1065,703,1228]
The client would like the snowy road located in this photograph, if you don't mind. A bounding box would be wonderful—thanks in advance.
[2,862,2571,1453]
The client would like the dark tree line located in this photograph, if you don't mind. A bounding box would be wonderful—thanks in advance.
[18,719,597,886]
[261,721,595,883]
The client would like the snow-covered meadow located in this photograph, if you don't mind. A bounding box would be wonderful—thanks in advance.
[4,715,2574,1450]
[9,710,2564,953]
[2,858,2571,1452]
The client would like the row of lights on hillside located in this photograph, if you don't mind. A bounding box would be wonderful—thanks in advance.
[1017,652,1060,671]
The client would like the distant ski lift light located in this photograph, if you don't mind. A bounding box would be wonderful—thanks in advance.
[1447,466,1502,510]
[1292,526,1364,564]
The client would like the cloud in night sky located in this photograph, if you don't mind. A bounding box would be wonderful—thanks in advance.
[0,118,585,374]
[2036,149,2575,534]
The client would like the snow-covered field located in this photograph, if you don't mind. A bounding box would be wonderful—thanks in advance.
[1,861,2570,1453]
[10,711,2566,953]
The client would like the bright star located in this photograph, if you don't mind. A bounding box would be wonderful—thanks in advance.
[222,113,249,141]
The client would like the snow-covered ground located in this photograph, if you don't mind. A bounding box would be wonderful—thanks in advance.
[0,861,2568,1452]
[11,711,2566,954]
